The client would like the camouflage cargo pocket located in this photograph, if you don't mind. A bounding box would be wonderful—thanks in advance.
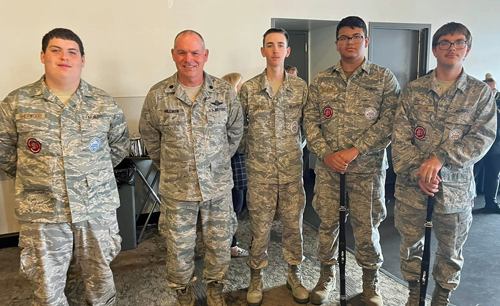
[107,216,122,264]
[107,230,122,264]
[18,228,37,280]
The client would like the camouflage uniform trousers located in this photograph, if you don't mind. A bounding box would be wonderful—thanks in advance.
[159,192,236,289]
[18,211,121,306]
[394,198,473,291]
[313,165,386,269]
[246,179,306,269]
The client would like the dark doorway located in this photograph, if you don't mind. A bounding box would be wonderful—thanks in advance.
[272,18,340,84]
[368,23,430,88]
[286,30,308,82]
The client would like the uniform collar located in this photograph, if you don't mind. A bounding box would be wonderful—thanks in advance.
[165,71,215,104]
[332,58,371,75]
[428,69,468,96]
[30,75,91,101]
[79,79,94,97]
[257,69,293,96]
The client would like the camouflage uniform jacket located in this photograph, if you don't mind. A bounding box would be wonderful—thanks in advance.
[392,69,497,213]
[238,70,308,184]
[304,59,400,173]
[139,72,243,201]
[0,76,130,223]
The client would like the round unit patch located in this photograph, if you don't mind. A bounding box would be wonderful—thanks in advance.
[449,129,463,141]
[414,126,426,140]
[365,107,378,120]
[89,137,101,152]
[27,138,42,153]
[290,121,299,134]
[323,107,333,119]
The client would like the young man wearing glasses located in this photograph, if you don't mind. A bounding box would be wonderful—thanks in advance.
[304,16,400,305]
[392,22,496,305]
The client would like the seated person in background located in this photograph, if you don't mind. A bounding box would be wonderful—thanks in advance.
[285,64,298,76]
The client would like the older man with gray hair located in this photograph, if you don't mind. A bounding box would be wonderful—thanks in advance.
[140,30,243,306]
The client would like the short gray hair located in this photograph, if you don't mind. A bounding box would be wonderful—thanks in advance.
[174,30,205,50]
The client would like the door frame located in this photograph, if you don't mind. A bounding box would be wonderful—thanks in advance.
[272,18,339,84]
[368,22,432,77]
[286,30,309,83]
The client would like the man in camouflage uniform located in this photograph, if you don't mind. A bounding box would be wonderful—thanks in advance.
[239,28,309,306]
[304,16,400,306]
[392,22,496,306]
[139,30,243,306]
[0,28,129,306]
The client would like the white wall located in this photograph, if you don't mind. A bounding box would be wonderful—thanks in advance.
[1,0,499,234]
[115,97,144,135]
[2,0,499,100]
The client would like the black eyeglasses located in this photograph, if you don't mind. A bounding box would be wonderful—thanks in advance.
[436,40,468,50]
[337,35,365,43]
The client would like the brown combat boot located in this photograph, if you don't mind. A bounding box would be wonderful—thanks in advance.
[207,281,227,306]
[286,264,310,304]
[176,284,194,306]
[406,280,420,306]
[361,268,383,306]
[430,283,451,306]
[247,268,263,306]
[311,264,336,305]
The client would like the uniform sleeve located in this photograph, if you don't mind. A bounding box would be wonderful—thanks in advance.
[353,70,401,154]
[301,82,308,123]
[139,90,162,169]
[237,84,249,154]
[0,96,18,178]
[300,83,308,148]
[436,87,497,169]
[391,86,427,182]
[108,99,130,168]
[304,76,334,160]
[226,87,243,157]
